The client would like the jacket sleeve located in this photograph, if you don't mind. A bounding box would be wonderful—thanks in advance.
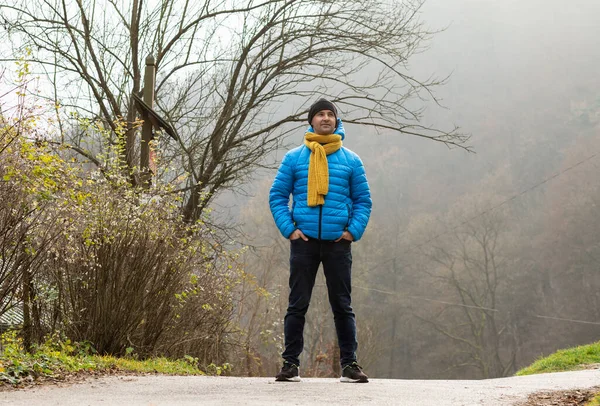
[347,155,372,241]
[269,152,297,239]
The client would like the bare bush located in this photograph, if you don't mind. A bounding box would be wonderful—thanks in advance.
[37,175,239,358]
[1,110,239,363]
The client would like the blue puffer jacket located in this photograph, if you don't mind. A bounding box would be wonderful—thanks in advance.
[269,120,372,241]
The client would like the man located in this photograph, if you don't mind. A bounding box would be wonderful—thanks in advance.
[269,98,372,383]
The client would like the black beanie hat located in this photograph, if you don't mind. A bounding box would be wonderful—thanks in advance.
[308,98,337,124]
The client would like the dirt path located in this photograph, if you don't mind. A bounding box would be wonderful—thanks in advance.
[1,369,599,405]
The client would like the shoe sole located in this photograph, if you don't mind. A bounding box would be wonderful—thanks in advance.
[340,376,369,383]
[275,376,301,382]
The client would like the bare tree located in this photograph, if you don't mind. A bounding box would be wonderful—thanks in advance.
[234,238,288,376]
[416,212,518,378]
[1,0,469,222]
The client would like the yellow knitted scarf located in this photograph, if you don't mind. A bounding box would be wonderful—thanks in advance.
[304,132,343,206]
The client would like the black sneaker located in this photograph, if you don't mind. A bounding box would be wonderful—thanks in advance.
[340,362,369,383]
[275,361,301,382]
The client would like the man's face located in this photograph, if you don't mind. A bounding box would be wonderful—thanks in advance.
[311,110,336,135]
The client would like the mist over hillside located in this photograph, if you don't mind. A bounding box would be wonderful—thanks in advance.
[229,0,600,379]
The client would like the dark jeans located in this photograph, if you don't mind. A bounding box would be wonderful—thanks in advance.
[282,238,357,368]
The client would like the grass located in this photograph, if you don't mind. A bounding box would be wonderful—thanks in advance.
[104,356,205,375]
[0,331,218,387]
[588,394,600,406]
[513,342,600,405]
[516,341,600,376]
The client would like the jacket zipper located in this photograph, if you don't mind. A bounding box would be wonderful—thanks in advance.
[318,205,323,240]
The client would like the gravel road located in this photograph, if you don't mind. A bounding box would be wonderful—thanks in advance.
[1,369,599,405]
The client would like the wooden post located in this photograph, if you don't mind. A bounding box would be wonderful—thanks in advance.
[140,54,155,187]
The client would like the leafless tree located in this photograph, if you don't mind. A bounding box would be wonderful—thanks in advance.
[1,0,469,222]
[416,213,518,378]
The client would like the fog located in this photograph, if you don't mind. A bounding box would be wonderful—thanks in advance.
[234,0,600,379]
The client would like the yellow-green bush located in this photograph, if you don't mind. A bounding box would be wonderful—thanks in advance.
[1,100,241,372]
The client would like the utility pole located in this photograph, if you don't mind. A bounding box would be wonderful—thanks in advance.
[140,55,156,187]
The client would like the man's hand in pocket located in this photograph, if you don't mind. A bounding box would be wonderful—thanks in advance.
[335,231,354,242]
[289,229,309,241]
